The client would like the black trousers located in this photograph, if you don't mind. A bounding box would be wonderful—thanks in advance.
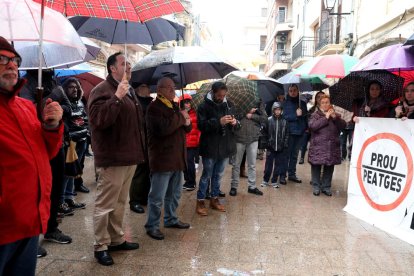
[47,146,65,233]
[129,162,151,206]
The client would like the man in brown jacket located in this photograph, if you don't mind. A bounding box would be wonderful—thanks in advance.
[145,77,192,240]
[88,52,146,266]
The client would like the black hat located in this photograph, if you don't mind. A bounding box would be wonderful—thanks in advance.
[0,36,21,59]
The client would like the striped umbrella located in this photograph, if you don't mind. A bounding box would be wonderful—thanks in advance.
[295,54,359,78]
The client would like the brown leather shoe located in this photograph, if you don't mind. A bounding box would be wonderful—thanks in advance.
[196,200,208,216]
[210,197,225,212]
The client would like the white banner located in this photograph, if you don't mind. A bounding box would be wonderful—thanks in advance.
[344,118,414,245]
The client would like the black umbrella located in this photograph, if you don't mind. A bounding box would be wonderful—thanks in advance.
[131,46,238,89]
[69,16,185,45]
[229,71,284,103]
[329,70,405,111]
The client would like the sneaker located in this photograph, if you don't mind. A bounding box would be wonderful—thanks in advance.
[260,181,269,187]
[183,182,195,191]
[272,183,280,188]
[37,246,47,258]
[58,202,74,216]
[44,229,72,244]
[65,199,86,209]
[247,187,263,196]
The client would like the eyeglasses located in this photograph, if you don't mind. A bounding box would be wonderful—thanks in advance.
[0,55,22,67]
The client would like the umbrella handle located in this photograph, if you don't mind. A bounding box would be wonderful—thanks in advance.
[36,87,44,123]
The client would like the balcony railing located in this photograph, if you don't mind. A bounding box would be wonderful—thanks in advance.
[291,37,315,62]
[316,17,334,52]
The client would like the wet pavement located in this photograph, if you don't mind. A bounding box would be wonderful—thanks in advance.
[36,156,414,275]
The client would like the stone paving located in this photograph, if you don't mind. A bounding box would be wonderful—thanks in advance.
[36,156,414,275]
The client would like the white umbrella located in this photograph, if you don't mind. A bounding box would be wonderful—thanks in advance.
[0,0,87,72]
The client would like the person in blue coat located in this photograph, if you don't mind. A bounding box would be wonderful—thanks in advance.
[281,84,308,184]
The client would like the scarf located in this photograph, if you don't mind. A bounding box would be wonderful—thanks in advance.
[403,101,414,118]
[157,94,173,109]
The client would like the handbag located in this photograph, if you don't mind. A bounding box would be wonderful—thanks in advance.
[64,140,82,178]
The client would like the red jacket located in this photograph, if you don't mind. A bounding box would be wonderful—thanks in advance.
[0,80,63,245]
[186,108,200,148]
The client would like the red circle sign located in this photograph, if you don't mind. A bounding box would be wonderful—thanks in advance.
[356,133,413,211]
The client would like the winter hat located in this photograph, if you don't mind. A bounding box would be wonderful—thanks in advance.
[0,37,21,59]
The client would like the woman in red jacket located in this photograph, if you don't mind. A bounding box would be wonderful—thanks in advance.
[180,94,201,191]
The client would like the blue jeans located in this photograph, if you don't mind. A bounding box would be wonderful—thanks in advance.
[62,139,88,201]
[285,134,303,177]
[197,158,228,199]
[0,236,38,276]
[263,149,287,183]
[145,171,183,231]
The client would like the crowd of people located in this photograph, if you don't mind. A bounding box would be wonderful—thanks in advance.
[1,36,414,274]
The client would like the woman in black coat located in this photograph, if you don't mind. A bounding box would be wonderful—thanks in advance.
[308,95,346,196]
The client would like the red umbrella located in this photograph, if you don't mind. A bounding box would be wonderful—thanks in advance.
[33,0,185,22]
[77,73,104,101]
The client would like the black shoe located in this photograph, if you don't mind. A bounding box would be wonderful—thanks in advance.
[75,183,89,193]
[313,191,320,196]
[322,190,332,196]
[37,246,47,258]
[44,229,72,244]
[130,203,145,214]
[299,158,304,164]
[94,250,114,266]
[248,187,263,196]
[288,176,302,183]
[57,203,74,216]
[279,178,287,185]
[218,190,226,197]
[146,229,164,240]
[65,199,86,209]
[183,182,196,191]
[165,221,190,229]
[108,241,139,251]
[229,188,237,196]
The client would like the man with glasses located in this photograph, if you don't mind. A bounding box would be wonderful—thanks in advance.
[88,52,146,266]
[0,36,64,275]
[144,77,192,240]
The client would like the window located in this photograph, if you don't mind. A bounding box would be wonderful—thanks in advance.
[278,7,286,23]
[261,8,267,17]
[260,35,267,51]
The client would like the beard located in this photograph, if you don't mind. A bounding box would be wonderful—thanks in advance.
[0,72,18,94]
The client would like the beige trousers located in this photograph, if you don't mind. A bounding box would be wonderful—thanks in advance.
[93,165,137,251]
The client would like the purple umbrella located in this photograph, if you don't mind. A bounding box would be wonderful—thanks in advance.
[351,44,414,72]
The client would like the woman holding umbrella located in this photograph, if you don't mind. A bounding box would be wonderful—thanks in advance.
[353,80,390,122]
